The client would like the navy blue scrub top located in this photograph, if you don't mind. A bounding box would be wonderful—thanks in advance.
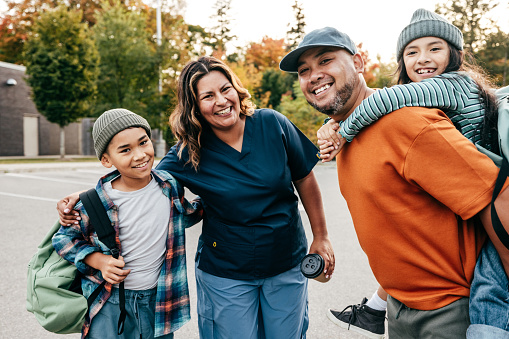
[156,109,319,279]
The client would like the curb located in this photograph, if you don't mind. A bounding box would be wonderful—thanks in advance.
[0,159,334,174]
[0,161,105,173]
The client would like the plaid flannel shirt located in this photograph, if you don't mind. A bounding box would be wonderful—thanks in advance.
[52,169,202,338]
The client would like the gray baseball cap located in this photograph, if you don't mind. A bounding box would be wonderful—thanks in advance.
[280,27,357,73]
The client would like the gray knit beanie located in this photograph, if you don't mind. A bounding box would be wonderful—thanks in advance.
[92,108,151,159]
[397,8,463,61]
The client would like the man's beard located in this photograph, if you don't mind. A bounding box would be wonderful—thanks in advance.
[309,75,357,116]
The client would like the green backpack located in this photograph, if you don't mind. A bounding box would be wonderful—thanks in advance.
[26,220,88,333]
[476,85,509,249]
[26,189,125,334]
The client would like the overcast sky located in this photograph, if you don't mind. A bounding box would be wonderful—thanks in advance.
[1,0,507,62]
[183,0,509,62]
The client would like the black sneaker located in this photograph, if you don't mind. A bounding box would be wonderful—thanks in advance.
[326,297,386,339]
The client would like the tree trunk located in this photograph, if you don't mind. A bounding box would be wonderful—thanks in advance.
[60,126,65,159]
[503,44,507,87]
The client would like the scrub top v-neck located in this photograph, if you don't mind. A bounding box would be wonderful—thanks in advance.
[157,108,319,279]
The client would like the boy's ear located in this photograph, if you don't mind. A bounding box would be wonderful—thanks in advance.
[101,153,113,168]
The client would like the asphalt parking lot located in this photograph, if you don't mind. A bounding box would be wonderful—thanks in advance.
[0,161,380,339]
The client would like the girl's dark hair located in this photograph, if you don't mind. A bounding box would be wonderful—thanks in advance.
[169,56,256,170]
[396,43,499,154]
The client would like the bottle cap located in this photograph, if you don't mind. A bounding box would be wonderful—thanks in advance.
[300,253,325,279]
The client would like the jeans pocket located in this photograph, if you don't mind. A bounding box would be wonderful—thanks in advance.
[105,288,119,305]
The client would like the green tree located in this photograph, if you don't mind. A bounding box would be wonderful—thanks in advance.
[435,1,508,86]
[142,3,212,147]
[209,0,236,59]
[369,56,397,88]
[478,30,509,86]
[23,5,99,158]
[256,69,295,109]
[435,0,499,53]
[286,0,306,51]
[92,3,160,121]
[278,81,323,143]
[0,0,148,64]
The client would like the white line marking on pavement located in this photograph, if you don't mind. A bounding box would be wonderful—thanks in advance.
[76,169,109,175]
[0,192,58,202]
[5,173,96,186]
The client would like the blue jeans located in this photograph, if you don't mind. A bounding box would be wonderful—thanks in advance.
[195,262,309,339]
[88,287,174,339]
[468,240,509,339]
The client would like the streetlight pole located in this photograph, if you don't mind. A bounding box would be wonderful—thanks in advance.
[155,0,166,157]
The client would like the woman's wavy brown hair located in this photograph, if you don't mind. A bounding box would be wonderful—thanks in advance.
[169,56,256,170]
[396,43,499,155]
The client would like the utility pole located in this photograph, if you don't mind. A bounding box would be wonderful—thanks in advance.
[154,0,166,158]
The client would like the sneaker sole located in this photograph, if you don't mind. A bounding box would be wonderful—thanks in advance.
[326,309,385,339]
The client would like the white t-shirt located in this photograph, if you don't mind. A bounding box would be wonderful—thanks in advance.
[104,175,170,290]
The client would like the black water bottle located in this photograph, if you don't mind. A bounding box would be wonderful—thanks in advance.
[300,253,329,283]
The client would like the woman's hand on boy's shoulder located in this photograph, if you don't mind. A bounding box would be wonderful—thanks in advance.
[57,191,82,226]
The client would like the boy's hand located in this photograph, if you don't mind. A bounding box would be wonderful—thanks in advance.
[86,252,131,285]
[317,119,341,149]
[100,255,131,285]
[57,192,82,226]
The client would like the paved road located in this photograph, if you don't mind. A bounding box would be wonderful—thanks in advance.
[0,162,380,339]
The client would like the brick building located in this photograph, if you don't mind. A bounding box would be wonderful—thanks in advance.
[0,61,94,156]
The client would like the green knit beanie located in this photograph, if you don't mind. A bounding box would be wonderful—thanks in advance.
[397,8,463,61]
[92,108,152,159]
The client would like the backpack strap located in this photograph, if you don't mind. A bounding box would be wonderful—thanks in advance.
[79,188,126,335]
[488,87,509,250]
[491,157,509,249]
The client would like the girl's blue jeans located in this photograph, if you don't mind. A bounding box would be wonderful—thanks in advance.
[468,240,509,339]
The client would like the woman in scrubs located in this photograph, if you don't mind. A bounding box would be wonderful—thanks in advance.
[158,56,334,339]
[58,56,334,339]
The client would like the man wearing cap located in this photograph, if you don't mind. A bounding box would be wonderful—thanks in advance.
[280,19,509,339]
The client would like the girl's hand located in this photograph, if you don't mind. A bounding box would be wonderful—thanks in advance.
[317,119,341,149]
[317,138,344,163]
[56,192,81,226]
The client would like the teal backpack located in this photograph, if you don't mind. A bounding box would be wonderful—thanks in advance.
[476,86,509,249]
[26,189,126,334]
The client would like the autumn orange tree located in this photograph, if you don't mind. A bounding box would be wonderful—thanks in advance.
[0,0,151,64]
[0,0,55,64]
[246,36,287,71]
[242,36,296,108]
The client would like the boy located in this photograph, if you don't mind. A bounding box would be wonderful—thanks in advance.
[52,108,202,339]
